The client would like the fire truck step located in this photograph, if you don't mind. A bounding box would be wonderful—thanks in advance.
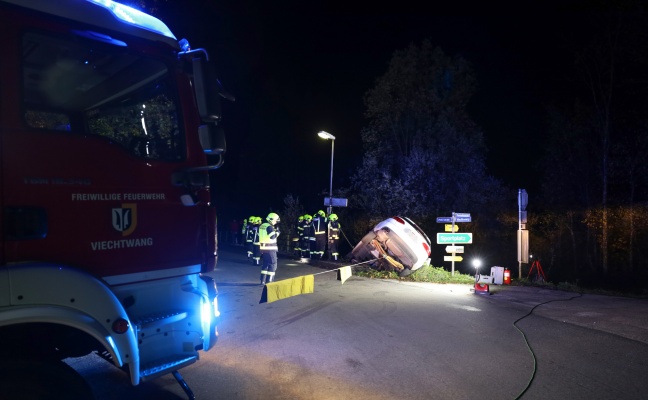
[135,311,189,330]
[140,355,197,381]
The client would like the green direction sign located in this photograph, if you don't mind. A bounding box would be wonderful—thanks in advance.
[437,233,473,244]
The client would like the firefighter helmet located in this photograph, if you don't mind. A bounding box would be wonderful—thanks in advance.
[267,212,280,225]
[317,210,325,217]
[328,213,338,221]
[303,214,312,222]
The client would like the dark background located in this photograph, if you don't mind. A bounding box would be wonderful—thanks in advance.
[157,0,582,217]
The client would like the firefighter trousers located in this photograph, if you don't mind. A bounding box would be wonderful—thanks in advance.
[260,250,278,284]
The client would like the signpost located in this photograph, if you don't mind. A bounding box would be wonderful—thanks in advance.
[445,245,464,253]
[324,197,348,207]
[444,224,459,232]
[444,255,463,262]
[436,233,473,244]
[435,212,474,275]
[454,213,471,222]
[518,189,529,278]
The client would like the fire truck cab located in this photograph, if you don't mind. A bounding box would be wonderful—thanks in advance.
[0,0,227,397]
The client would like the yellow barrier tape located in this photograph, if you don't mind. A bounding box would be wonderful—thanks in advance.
[259,259,376,304]
[260,275,314,304]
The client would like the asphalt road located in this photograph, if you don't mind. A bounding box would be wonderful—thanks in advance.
[71,246,648,399]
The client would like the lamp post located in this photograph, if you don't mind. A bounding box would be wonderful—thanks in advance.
[472,259,482,283]
[317,130,336,214]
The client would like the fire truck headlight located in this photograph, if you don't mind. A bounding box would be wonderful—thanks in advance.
[201,296,220,324]
[201,298,212,326]
[213,296,221,318]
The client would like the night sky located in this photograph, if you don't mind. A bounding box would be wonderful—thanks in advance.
[158,0,590,216]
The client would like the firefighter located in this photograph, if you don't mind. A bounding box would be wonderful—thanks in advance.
[327,213,341,261]
[300,214,314,260]
[293,215,304,257]
[312,210,327,259]
[259,212,281,285]
[251,216,262,265]
[244,215,255,259]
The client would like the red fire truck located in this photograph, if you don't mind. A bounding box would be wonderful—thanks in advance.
[0,0,228,397]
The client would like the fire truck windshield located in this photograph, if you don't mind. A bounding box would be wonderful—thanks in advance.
[22,31,185,161]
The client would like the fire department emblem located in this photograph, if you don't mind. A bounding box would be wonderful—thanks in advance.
[112,203,137,236]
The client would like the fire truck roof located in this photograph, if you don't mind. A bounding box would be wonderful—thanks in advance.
[1,0,179,49]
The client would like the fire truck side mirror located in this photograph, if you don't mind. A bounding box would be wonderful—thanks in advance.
[199,124,226,155]
[193,57,221,122]
[192,57,234,122]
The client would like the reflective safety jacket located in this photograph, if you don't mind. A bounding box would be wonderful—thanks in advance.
[301,219,315,241]
[313,214,327,235]
[259,222,278,251]
[245,221,255,243]
[252,223,260,246]
[328,220,340,239]
[296,218,304,239]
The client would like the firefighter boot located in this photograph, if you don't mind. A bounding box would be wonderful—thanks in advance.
[260,274,266,285]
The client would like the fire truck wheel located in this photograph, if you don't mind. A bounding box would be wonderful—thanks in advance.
[0,358,94,399]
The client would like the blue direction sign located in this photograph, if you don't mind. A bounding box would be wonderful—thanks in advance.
[436,233,473,244]
[437,214,472,223]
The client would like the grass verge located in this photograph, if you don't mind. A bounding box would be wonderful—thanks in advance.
[355,264,475,284]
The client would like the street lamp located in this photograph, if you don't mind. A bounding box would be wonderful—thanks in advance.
[317,131,336,214]
[472,259,482,282]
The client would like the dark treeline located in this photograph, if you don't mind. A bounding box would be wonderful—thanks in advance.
[529,1,648,290]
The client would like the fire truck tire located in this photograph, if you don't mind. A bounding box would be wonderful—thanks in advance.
[0,358,94,399]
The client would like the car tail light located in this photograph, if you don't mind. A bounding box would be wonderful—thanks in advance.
[422,242,431,256]
[393,216,405,224]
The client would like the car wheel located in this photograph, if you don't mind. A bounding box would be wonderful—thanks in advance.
[398,268,414,277]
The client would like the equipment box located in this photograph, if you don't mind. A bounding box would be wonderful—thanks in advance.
[491,266,504,285]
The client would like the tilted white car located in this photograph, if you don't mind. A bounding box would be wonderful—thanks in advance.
[350,216,431,276]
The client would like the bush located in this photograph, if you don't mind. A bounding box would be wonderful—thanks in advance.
[409,265,475,284]
[355,264,475,284]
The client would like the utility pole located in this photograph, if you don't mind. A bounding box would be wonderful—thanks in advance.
[517,189,529,278]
